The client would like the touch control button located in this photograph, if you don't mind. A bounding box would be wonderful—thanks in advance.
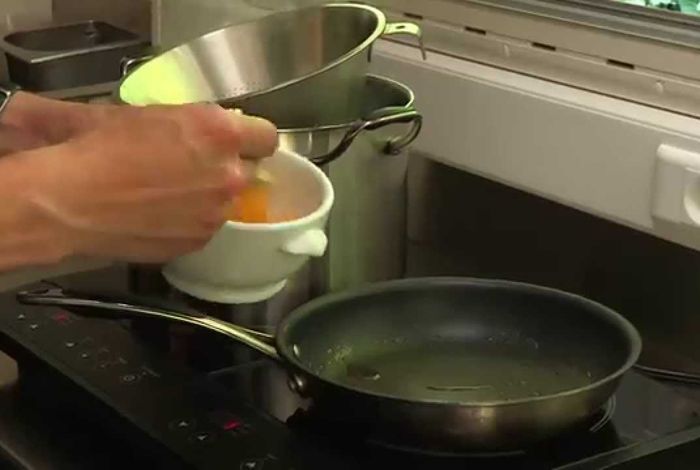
[169,419,196,432]
[240,460,263,470]
[189,431,216,444]
[119,373,140,384]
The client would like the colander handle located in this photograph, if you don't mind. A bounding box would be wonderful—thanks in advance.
[309,108,423,167]
[381,22,427,60]
[120,54,155,78]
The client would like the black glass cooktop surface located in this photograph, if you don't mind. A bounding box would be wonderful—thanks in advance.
[0,267,700,469]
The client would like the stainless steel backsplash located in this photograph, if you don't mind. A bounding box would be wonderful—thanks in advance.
[0,0,149,82]
[0,0,52,81]
[406,153,700,376]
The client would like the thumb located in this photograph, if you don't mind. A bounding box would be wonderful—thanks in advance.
[227,109,279,159]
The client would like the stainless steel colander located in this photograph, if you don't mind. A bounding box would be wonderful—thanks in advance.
[119,3,424,126]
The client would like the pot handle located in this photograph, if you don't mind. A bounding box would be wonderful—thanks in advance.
[366,107,423,156]
[381,22,427,60]
[16,285,280,359]
[309,109,423,166]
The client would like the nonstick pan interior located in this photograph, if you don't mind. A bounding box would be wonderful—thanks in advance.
[278,278,640,405]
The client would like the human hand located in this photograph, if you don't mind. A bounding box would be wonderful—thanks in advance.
[27,103,278,263]
[0,92,132,155]
[0,124,48,156]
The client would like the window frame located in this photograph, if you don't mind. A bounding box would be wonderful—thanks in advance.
[370,0,700,116]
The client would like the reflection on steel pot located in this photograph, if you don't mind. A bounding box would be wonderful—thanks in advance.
[118,3,425,126]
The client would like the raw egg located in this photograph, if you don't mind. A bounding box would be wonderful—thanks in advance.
[228,184,300,224]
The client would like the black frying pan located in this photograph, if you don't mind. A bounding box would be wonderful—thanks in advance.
[17,277,641,451]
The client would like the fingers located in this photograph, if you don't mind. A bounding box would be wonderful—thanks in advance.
[6,93,279,158]
[71,184,233,238]
[42,100,278,266]
[181,105,278,160]
[231,113,278,159]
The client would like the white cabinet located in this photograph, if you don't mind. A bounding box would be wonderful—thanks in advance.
[373,40,700,252]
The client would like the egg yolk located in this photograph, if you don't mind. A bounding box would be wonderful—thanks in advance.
[228,184,269,223]
[228,185,299,223]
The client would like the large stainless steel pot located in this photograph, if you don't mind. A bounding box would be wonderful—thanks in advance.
[118,3,424,126]
[275,74,420,293]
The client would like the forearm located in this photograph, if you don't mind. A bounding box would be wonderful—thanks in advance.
[0,148,72,271]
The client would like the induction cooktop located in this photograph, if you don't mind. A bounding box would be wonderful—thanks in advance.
[1,268,700,469]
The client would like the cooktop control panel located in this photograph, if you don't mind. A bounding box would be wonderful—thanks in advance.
[0,299,336,470]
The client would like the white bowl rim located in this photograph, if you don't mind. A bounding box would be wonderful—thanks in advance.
[224,148,335,232]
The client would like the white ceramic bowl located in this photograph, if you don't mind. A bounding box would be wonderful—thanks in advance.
[162,148,334,303]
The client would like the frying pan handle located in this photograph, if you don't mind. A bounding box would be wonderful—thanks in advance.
[120,54,154,78]
[16,286,280,359]
[18,283,206,318]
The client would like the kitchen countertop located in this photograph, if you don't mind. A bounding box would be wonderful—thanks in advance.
[0,349,157,470]
[564,425,700,469]
[2,345,700,470]
[0,273,700,469]
[0,259,113,293]
[37,81,118,103]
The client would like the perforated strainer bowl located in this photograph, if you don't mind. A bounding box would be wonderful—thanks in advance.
[118,3,424,127]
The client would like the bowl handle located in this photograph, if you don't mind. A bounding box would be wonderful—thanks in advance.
[281,229,328,257]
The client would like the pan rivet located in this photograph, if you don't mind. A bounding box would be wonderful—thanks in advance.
[288,375,308,396]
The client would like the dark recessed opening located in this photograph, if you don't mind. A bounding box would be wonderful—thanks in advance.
[465,26,487,35]
[532,42,556,51]
[404,12,424,20]
[607,59,635,70]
